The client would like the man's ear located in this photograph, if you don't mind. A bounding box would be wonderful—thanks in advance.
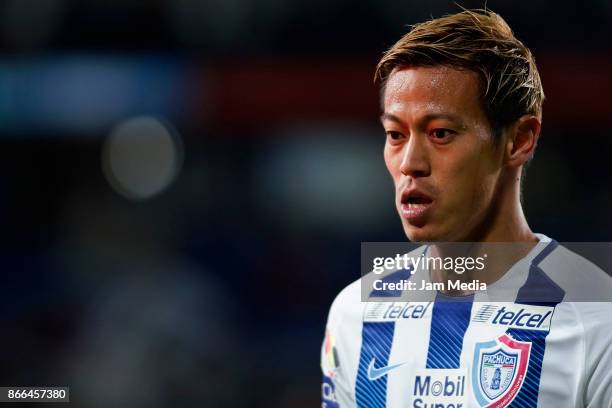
[505,115,541,167]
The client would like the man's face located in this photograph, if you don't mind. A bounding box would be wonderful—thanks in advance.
[382,66,505,242]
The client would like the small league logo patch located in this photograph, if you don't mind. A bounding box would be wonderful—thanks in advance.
[323,329,340,377]
[472,334,531,407]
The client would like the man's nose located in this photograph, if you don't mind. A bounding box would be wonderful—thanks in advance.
[399,135,430,178]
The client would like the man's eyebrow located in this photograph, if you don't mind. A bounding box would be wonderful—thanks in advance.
[379,113,403,124]
[380,112,464,126]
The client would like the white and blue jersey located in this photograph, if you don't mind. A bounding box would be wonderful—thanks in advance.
[321,235,612,407]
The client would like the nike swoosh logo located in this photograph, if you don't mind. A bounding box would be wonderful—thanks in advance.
[367,358,405,381]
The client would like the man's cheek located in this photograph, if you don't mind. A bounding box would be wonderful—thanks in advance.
[383,149,396,175]
[439,179,465,206]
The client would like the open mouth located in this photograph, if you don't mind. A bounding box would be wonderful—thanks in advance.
[401,190,434,222]
[405,196,433,208]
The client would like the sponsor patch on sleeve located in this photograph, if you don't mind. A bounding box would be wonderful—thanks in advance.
[322,329,340,376]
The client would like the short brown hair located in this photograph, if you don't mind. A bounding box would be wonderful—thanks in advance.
[375,9,544,139]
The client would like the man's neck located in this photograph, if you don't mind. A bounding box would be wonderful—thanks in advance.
[430,177,539,294]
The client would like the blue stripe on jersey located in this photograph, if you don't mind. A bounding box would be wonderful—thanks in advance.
[514,242,564,307]
[514,263,565,307]
[531,239,559,266]
[506,329,549,408]
[508,239,565,408]
[426,293,474,369]
[356,322,395,408]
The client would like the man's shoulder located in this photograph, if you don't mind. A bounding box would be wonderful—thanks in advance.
[542,241,607,274]
[327,278,365,326]
[536,238,612,338]
[539,240,612,301]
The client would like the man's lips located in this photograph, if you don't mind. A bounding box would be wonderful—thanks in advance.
[400,189,434,223]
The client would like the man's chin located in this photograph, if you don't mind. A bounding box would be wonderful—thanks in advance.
[404,225,438,242]
[403,220,456,242]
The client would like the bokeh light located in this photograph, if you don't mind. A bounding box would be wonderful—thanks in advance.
[102,116,183,201]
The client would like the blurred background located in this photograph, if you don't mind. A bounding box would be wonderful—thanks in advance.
[0,0,611,406]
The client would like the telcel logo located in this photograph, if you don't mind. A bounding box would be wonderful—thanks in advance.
[472,304,554,331]
[364,302,431,322]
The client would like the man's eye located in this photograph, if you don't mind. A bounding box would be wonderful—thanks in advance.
[429,129,455,140]
[386,131,403,140]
